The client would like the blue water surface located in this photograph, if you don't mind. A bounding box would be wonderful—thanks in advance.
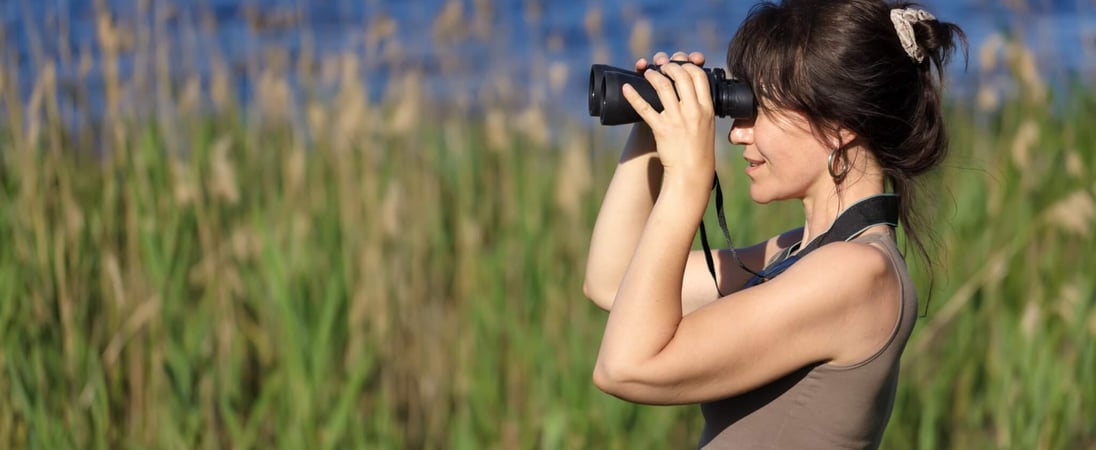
[2,0,1094,122]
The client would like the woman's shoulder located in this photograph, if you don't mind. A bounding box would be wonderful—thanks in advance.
[786,232,900,297]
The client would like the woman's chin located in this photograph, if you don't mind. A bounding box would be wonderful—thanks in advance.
[748,187,775,205]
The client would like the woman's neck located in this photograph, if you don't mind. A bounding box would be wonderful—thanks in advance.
[799,177,886,248]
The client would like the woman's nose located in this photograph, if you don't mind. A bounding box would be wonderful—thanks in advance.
[728,120,754,145]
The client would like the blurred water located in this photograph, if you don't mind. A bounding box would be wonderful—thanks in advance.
[2,0,1094,121]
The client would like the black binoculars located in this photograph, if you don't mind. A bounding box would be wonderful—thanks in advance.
[588,63,755,125]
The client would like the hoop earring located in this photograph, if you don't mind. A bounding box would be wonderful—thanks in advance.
[828,148,850,181]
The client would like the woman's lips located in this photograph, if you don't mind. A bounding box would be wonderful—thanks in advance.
[744,157,764,174]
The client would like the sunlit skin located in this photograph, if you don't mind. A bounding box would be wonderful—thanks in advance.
[584,51,901,405]
[733,111,834,205]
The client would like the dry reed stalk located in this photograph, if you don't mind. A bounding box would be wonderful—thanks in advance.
[554,127,593,223]
[485,108,511,153]
[515,105,550,149]
[1054,277,1084,325]
[1011,119,1039,187]
[209,135,240,205]
[365,14,397,62]
[258,62,295,126]
[334,54,369,154]
[472,0,495,41]
[1089,307,1096,337]
[210,57,232,112]
[1005,41,1047,103]
[178,76,202,118]
[629,19,653,60]
[548,61,570,96]
[23,62,53,151]
[1044,189,1095,238]
[434,0,465,44]
[584,7,604,40]
[0,52,25,146]
[387,70,424,137]
[96,11,123,123]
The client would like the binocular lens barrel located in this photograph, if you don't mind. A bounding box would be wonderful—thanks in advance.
[588,63,755,126]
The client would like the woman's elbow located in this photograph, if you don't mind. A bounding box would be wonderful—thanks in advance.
[592,360,627,397]
[582,279,614,311]
[592,360,658,403]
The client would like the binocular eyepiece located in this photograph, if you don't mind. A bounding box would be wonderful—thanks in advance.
[588,63,755,125]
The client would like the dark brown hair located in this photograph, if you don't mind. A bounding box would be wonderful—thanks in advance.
[727,0,966,292]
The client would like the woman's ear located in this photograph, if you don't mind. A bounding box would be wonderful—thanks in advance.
[835,127,859,149]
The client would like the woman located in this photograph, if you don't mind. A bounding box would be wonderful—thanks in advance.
[582,1,964,448]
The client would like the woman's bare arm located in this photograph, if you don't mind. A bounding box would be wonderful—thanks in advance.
[583,123,661,309]
[583,124,785,314]
[584,52,783,314]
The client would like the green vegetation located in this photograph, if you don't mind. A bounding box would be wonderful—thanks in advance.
[1,5,1094,450]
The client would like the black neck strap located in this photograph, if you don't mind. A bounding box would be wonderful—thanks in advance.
[743,193,900,288]
[699,177,900,293]
[794,193,900,257]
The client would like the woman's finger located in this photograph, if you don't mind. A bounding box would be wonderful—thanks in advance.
[652,51,670,66]
[689,51,706,67]
[621,83,661,125]
[671,51,690,62]
[635,57,649,72]
[682,63,713,111]
[659,63,697,111]
[644,68,681,117]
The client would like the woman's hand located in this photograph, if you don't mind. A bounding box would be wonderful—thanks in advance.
[633,51,705,76]
[623,51,716,189]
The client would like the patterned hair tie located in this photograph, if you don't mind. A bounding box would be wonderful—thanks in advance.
[890,8,936,63]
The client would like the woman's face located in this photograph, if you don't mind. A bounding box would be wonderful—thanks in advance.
[728,108,833,204]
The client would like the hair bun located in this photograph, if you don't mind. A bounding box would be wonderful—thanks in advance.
[911,16,965,66]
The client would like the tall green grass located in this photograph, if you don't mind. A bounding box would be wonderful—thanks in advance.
[1,3,1094,449]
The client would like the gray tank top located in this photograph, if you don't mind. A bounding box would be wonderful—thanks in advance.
[698,233,918,450]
